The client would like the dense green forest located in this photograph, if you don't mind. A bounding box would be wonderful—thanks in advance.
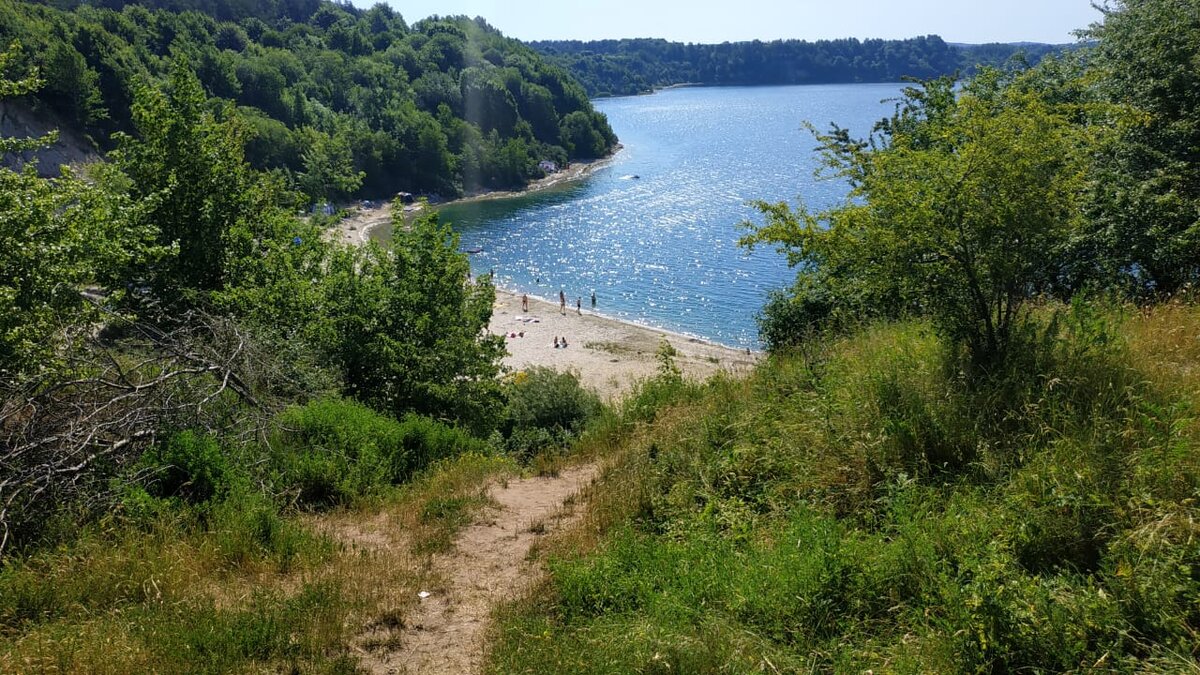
[1,0,617,198]
[531,36,1069,97]
[39,0,326,24]
[1,0,1199,671]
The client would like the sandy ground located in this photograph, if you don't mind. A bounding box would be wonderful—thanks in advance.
[490,289,758,400]
[332,151,621,246]
[331,202,420,246]
[355,464,600,675]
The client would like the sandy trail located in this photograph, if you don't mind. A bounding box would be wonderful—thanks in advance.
[356,464,599,675]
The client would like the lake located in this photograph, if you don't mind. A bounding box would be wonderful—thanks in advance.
[414,83,904,348]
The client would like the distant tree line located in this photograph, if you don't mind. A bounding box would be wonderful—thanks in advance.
[3,0,617,199]
[531,36,1070,97]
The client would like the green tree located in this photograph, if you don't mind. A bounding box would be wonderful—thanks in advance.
[0,169,90,374]
[0,42,150,374]
[0,42,57,154]
[112,58,272,304]
[742,77,1086,368]
[1081,0,1200,295]
[324,210,505,429]
[297,126,365,203]
[42,42,106,127]
[559,110,614,159]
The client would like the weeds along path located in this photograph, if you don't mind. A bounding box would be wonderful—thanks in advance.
[359,463,599,674]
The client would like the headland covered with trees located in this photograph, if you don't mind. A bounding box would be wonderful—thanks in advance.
[1,0,1199,671]
[2,0,617,200]
[532,36,1069,97]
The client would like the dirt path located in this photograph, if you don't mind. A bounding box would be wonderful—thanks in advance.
[357,464,599,674]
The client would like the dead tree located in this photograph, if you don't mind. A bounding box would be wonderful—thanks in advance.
[0,312,276,559]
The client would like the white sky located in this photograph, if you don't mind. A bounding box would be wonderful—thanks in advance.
[358,0,1103,44]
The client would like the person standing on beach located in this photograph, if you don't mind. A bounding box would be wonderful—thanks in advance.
[591,290,596,307]
[559,289,566,315]
[576,297,581,315]
[522,293,529,312]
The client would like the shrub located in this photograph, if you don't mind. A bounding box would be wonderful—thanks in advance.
[757,286,832,352]
[394,412,490,477]
[501,367,602,460]
[141,431,235,504]
[271,397,488,507]
[208,490,319,568]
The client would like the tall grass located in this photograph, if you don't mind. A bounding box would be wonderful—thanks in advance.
[488,302,1200,672]
[0,392,521,673]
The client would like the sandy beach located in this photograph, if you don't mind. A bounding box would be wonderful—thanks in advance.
[489,289,758,399]
[332,150,621,246]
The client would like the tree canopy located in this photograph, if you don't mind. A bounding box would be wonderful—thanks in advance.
[1,1,617,199]
[323,212,505,431]
[741,0,1200,364]
[1079,0,1200,296]
[742,76,1087,366]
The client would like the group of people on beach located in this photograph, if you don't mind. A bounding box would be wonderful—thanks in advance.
[520,289,597,315]
[517,288,597,350]
[550,289,597,315]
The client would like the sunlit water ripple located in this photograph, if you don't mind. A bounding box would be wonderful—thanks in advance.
[393,83,904,348]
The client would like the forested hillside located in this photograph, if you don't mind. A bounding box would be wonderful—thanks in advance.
[1,0,617,198]
[39,0,326,24]
[532,36,1068,97]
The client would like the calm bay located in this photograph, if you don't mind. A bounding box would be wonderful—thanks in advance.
[389,83,905,348]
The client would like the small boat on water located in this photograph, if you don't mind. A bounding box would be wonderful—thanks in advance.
[461,246,483,254]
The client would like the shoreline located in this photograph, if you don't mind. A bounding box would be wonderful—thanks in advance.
[489,288,758,400]
[332,148,622,246]
[329,146,761,397]
[509,288,742,351]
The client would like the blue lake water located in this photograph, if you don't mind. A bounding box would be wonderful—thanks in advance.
[425,83,904,348]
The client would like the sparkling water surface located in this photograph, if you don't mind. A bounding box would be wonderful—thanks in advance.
[404,83,904,348]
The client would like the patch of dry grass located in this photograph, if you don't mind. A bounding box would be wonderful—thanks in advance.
[0,453,518,673]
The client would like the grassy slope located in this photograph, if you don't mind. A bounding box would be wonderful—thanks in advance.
[488,302,1200,673]
[0,452,516,673]
[3,302,1197,672]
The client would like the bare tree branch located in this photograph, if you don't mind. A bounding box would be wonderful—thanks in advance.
[0,310,278,560]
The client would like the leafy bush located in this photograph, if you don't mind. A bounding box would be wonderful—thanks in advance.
[505,367,601,435]
[271,397,488,507]
[141,431,236,504]
[756,286,833,351]
[500,367,602,460]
